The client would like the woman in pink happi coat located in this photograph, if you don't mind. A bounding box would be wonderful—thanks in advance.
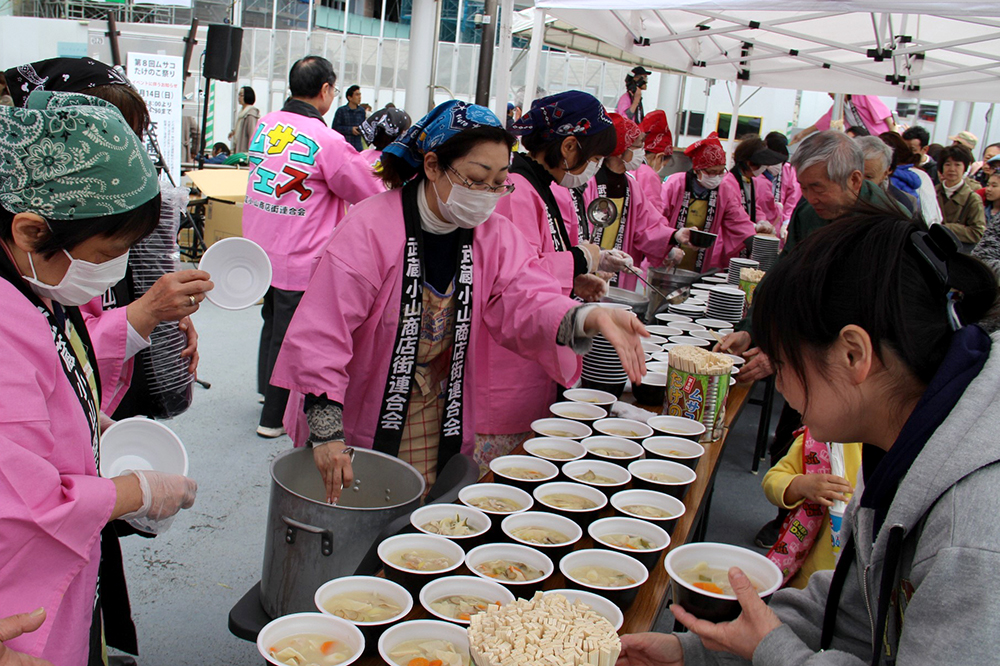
[271,101,647,501]
[791,93,896,144]
[0,92,197,665]
[728,134,787,235]
[632,109,674,212]
[473,91,631,471]
[580,113,689,291]
[760,131,802,239]
[661,132,757,272]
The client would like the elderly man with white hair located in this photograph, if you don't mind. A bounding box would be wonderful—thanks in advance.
[856,135,919,216]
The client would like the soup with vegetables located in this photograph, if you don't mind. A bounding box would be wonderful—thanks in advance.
[388,638,469,666]
[677,562,764,596]
[388,548,454,572]
[640,472,682,483]
[569,565,636,588]
[540,493,598,510]
[622,504,674,519]
[602,428,645,438]
[430,594,499,621]
[532,448,577,460]
[421,514,478,536]
[573,469,618,484]
[475,559,545,582]
[499,467,548,480]
[599,533,655,550]
[267,635,352,666]
[590,448,630,458]
[466,496,523,513]
[539,429,581,438]
[321,591,402,622]
[510,526,570,545]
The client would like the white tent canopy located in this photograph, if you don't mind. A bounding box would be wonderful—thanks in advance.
[532,0,1000,102]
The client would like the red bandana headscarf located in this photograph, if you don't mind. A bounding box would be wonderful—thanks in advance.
[640,110,673,156]
[608,113,643,157]
[685,132,726,171]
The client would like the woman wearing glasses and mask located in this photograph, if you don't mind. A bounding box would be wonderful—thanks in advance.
[661,132,756,272]
[271,101,648,500]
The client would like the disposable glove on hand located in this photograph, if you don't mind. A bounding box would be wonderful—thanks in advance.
[121,469,198,534]
[598,249,634,273]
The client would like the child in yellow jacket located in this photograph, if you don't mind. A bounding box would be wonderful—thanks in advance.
[761,434,862,589]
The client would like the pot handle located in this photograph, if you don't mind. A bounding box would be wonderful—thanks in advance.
[281,515,334,557]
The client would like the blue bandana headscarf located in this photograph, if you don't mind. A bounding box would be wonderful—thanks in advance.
[383,100,503,168]
[510,91,613,141]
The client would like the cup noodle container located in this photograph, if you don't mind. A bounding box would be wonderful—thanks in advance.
[663,365,731,443]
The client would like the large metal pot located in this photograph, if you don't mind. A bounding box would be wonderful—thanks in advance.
[645,267,701,320]
[603,287,650,320]
[260,447,425,617]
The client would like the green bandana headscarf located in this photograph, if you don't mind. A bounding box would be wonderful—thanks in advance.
[0,90,159,220]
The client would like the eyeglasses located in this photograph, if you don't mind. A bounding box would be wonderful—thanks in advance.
[447,165,516,195]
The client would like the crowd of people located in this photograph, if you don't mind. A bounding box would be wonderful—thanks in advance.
[2,51,1000,666]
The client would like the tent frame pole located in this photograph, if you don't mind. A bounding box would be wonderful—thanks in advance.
[727,79,743,161]
[523,8,545,113]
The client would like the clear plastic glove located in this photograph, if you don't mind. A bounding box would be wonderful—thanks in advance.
[574,273,610,302]
[755,221,775,235]
[663,247,685,268]
[598,249,634,273]
[120,469,198,534]
[578,242,601,273]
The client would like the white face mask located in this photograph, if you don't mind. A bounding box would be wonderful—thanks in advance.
[433,178,502,229]
[624,148,646,172]
[559,157,603,188]
[751,165,767,177]
[697,172,725,190]
[24,249,129,306]
[766,163,783,177]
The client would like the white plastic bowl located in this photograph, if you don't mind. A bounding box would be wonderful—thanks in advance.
[592,418,655,442]
[648,415,707,440]
[645,325,684,338]
[642,436,706,468]
[549,401,608,422]
[465,542,555,591]
[99,417,188,478]
[458,483,533,516]
[522,437,587,464]
[314,576,413,626]
[563,388,617,406]
[377,533,465,579]
[530,417,593,440]
[668,335,712,348]
[581,436,645,464]
[378,619,470,666]
[419,575,514,625]
[533,481,609,515]
[654,313,693,324]
[611,489,686,527]
[490,455,559,486]
[501,511,583,550]
[258,612,364,666]
[562,459,632,489]
[198,236,272,310]
[409,504,492,542]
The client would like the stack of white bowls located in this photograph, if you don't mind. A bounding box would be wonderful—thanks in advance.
[667,301,707,317]
[727,258,760,286]
[750,235,780,272]
[706,285,747,323]
[582,334,627,386]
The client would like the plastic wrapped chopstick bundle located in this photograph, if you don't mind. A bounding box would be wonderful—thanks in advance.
[468,592,620,666]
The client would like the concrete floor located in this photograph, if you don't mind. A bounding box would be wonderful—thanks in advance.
[111,294,780,664]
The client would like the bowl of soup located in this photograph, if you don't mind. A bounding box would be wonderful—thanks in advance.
[522,437,587,467]
[563,388,617,407]
[628,459,697,500]
[560,459,631,498]
[610,489,686,534]
[631,372,667,407]
[581,436,645,467]
[588,516,670,571]
[642,436,705,470]
[532,481,608,527]
[501,510,583,563]
[559,548,649,608]
[548,400,608,424]
[377,534,465,594]
[314,576,412,652]
[419,575,514,625]
[647,415,707,442]
[530,417,593,440]
[465,542,555,597]
[410,504,492,551]
[378,619,471,666]
[592,418,654,443]
[664,542,783,622]
[541,589,624,632]
[458,483,533,535]
[490,455,559,492]
[259,612,365,666]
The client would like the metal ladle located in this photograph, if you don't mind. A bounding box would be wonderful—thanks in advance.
[587,197,673,303]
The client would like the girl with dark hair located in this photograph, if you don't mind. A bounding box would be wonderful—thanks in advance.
[0,92,198,665]
[619,210,1000,666]
[271,101,648,498]
[231,85,261,154]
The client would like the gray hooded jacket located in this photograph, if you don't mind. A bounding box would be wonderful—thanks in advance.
[677,332,1000,665]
